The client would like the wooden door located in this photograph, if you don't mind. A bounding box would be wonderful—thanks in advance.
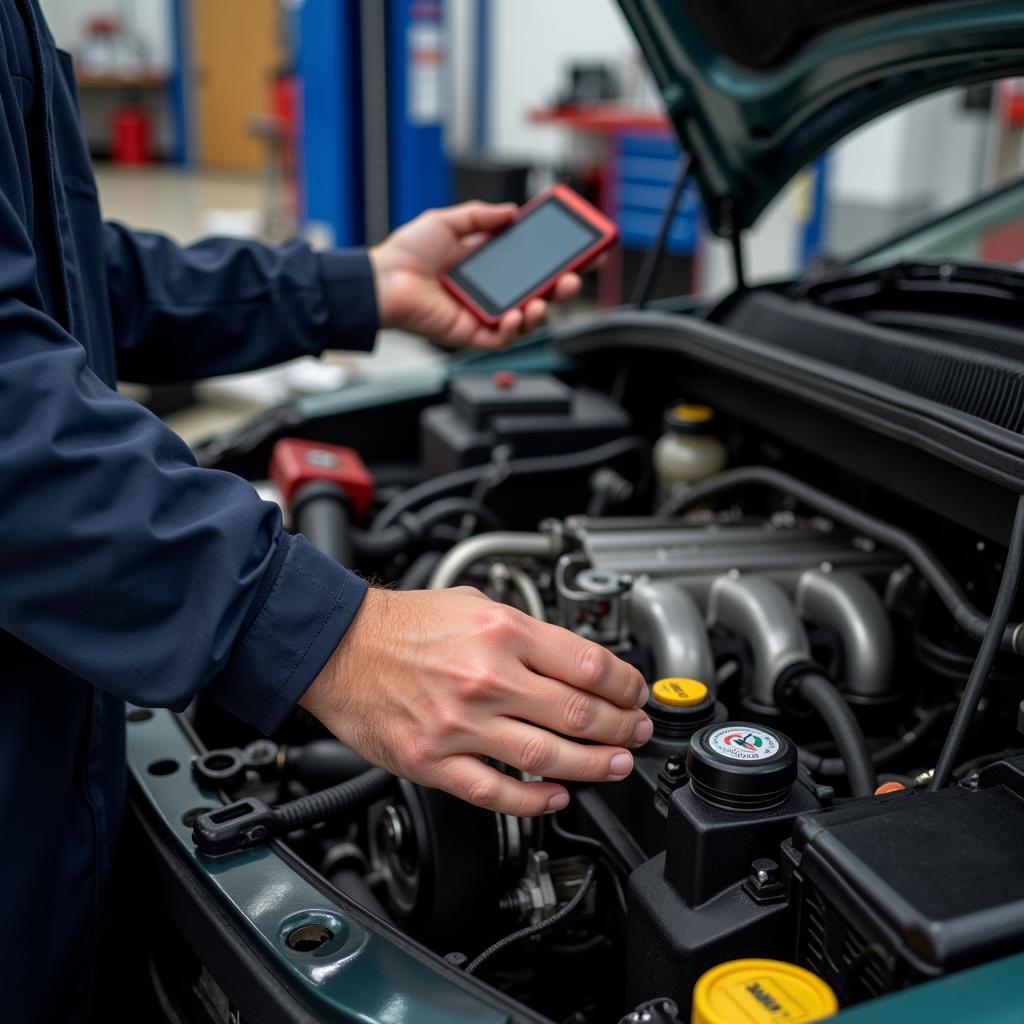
[191,0,282,170]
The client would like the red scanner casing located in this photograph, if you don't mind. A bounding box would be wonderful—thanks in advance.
[439,184,619,327]
[268,438,375,520]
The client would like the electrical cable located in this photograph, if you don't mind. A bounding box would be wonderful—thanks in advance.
[549,816,628,919]
[372,436,649,532]
[659,465,1024,653]
[349,499,503,564]
[416,496,506,534]
[929,493,1024,790]
[464,862,597,975]
[799,703,956,777]
[192,767,394,855]
[272,767,394,833]
[631,154,694,308]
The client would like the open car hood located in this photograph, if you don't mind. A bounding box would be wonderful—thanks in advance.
[615,0,1024,236]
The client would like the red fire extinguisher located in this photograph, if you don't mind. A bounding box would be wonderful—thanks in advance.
[112,104,151,165]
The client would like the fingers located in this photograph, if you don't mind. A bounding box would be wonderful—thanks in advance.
[455,231,490,259]
[521,621,648,710]
[435,200,518,238]
[465,308,525,350]
[435,754,569,816]
[479,719,635,783]
[551,272,582,303]
[504,668,652,748]
[521,298,547,333]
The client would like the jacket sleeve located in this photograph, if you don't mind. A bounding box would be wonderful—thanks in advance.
[104,221,378,383]
[1,219,368,733]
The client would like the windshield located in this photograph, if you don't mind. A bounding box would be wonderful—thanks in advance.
[851,176,1024,274]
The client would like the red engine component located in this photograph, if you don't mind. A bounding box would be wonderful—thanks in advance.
[268,439,375,521]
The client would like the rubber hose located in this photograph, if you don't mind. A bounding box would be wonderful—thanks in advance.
[329,868,396,925]
[415,496,505,534]
[659,465,1024,653]
[399,551,444,590]
[272,767,393,833]
[285,739,372,788]
[351,519,419,562]
[799,703,955,777]
[350,502,503,563]
[372,436,648,532]
[791,672,876,796]
[293,483,353,566]
[930,493,1024,790]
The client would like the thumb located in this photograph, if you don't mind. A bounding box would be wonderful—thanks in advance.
[435,201,518,239]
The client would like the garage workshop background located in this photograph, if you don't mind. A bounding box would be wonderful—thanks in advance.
[40,0,1024,436]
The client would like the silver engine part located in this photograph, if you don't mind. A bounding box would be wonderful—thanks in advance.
[426,512,901,707]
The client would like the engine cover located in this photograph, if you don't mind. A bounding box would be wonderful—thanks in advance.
[786,759,1024,1004]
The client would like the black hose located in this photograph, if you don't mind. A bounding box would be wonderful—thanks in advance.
[789,672,876,796]
[285,739,372,788]
[293,483,354,565]
[329,868,397,925]
[273,767,394,834]
[930,494,1024,790]
[464,862,598,975]
[659,465,1024,653]
[399,551,444,590]
[351,517,420,561]
[799,702,956,777]
[192,766,395,855]
[351,500,504,564]
[372,436,649,532]
[416,496,506,534]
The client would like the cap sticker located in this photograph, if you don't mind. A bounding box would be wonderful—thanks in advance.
[707,726,780,762]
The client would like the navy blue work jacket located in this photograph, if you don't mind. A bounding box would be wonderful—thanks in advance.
[0,2,374,1019]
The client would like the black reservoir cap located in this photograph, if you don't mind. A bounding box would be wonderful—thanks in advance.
[687,722,797,811]
[451,373,571,430]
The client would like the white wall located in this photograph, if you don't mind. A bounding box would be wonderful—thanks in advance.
[39,0,173,71]
[831,88,986,209]
[484,0,645,163]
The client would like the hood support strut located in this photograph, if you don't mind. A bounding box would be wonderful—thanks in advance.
[632,152,695,308]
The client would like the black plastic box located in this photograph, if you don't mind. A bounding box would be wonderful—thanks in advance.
[786,771,1024,1004]
[421,374,630,477]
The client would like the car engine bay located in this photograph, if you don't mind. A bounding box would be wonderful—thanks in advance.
[156,282,1024,1024]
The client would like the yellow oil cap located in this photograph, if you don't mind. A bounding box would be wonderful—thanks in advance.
[672,403,714,424]
[693,959,837,1024]
[652,678,709,708]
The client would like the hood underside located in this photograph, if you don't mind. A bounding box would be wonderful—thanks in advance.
[616,0,1024,235]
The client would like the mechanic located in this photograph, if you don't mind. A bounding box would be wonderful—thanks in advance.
[0,2,653,1020]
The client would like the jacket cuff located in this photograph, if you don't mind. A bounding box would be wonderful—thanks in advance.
[209,532,369,734]
[317,248,379,352]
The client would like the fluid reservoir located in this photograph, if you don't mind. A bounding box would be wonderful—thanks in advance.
[653,403,728,507]
[647,677,719,741]
[687,722,797,812]
[692,959,837,1024]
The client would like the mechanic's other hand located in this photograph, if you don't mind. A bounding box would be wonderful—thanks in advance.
[300,587,653,817]
[369,201,584,349]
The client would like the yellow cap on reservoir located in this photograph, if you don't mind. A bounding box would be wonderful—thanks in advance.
[652,678,708,708]
[692,959,838,1024]
[672,403,714,424]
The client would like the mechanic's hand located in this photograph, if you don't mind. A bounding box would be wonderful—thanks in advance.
[300,587,653,816]
[368,201,585,349]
